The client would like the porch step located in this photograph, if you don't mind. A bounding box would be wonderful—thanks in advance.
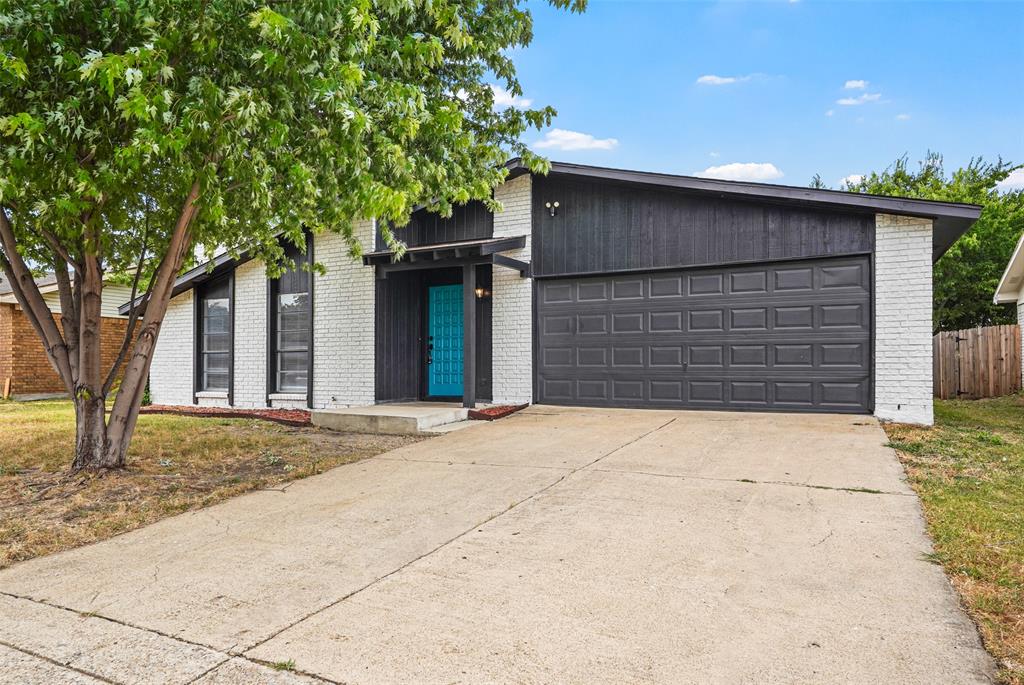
[311,402,470,435]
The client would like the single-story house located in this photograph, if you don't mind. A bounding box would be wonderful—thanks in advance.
[993,232,1024,385]
[1,273,134,399]
[129,160,982,425]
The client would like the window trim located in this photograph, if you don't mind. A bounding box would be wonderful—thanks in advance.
[193,272,235,405]
[266,233,314,407]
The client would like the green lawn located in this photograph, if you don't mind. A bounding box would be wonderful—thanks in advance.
[885,396,1024,684]
[0,400,420,569]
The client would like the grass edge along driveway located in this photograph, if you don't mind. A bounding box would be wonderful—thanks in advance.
[885,395,1024,685]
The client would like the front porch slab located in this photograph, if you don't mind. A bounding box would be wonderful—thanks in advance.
[312,402,472,435]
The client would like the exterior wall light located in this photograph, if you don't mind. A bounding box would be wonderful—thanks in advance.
[474,287,491,299]
[545,201,559,217]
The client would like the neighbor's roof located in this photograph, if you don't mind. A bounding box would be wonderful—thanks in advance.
[507,159,983,261]
[0,272,60,300]
[994,232,1024,304]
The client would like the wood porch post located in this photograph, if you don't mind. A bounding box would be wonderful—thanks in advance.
[462,264,477,409]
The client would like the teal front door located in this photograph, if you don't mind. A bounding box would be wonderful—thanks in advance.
[427,285,464,397]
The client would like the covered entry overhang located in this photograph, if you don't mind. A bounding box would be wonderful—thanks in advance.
[363,236,529,279]
[364,236,529,408]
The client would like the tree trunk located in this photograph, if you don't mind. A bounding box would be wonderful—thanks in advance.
[71,395,108,470]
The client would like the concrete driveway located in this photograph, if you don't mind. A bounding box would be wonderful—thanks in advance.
[0,407,994,684]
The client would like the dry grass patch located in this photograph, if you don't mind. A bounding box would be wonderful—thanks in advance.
[884,395,1024,684]
[0,400,422,569]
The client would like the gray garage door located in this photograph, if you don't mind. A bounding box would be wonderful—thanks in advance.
[535,256,872,413]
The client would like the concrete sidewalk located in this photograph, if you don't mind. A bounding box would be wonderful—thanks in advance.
[0,408,994,684]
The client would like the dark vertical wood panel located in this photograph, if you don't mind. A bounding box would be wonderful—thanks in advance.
[374,272,423,402]
[462,264,476,408]
[380,201,494,250]
[532,176,875,278]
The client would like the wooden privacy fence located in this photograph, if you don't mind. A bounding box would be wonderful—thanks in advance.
[934,324,1022,400]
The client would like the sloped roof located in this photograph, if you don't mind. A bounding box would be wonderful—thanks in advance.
[0,272,59,297]
[506,159,982,261]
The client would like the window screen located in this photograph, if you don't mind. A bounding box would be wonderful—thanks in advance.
[199,278,230,391]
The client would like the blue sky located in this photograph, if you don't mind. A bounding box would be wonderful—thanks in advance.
[505,0,1024,189]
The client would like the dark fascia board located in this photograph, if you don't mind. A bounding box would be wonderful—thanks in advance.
[507,158,982,261]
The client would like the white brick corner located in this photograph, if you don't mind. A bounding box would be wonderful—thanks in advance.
[1018,300,1024,387]
[874,213,934,425]
[312,220,376,409]
[149,290,194,407]
[491,173,533,406]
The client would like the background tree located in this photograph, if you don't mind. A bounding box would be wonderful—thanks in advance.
[0,0,583,470]
[832,153,1023,332]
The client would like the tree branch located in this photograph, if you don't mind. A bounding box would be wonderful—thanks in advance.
[41,228,82,276]
[103,217,154,395]
[106,179,203,453]
[0,207,75,393]
[51,256,80,385]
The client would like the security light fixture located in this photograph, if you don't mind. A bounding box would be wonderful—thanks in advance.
[545,201,560,217]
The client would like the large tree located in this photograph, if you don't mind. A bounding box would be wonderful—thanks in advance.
[827,154,1023,332]
[0,0,582,470]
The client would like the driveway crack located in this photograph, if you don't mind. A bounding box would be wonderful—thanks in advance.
[242,417,678,656]
[0,637,119,684]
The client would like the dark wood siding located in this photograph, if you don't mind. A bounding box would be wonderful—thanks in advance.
[375,272,423,402]
[375,266,492,402]
[379,201,494,250]
[532,175,875,278]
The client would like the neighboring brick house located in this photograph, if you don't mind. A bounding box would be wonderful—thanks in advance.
[0,274,133,399]
[132,160,981,425]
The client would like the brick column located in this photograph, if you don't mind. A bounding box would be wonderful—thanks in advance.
[874,213,933,425]
[491,174,533,405]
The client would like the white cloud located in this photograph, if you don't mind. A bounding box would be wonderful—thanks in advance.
[696,74,751,86]
[840,174,864,187]
[837,92,882,106]
[534,128,618,151]
[825,109,834,117]
[696,162,784,182]
[844,80,868,90]
[489,84,532,109]
[709,151,720,158]
[997,169,1024,192]
[896,113,911,121]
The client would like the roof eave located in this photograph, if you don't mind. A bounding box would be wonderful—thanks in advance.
[993,233,1024,304]
[507,159,981,263]
[117,248,253,316]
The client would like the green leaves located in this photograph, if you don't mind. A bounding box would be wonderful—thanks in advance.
[845,154,1024,332]
[0,0,580,283]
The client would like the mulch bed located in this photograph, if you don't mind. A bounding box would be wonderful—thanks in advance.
[140,405,312,427]
[468,404,528,421]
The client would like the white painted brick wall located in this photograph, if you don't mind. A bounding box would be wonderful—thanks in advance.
[269,394,308,410]
[491,174,533,405]
[312,221,376,409]
[149,290,194,406]
[231,259,268,408]
[874,213,934,425]
[1018,300,1024,386]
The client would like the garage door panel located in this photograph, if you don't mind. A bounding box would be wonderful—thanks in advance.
[536,257,871,413]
